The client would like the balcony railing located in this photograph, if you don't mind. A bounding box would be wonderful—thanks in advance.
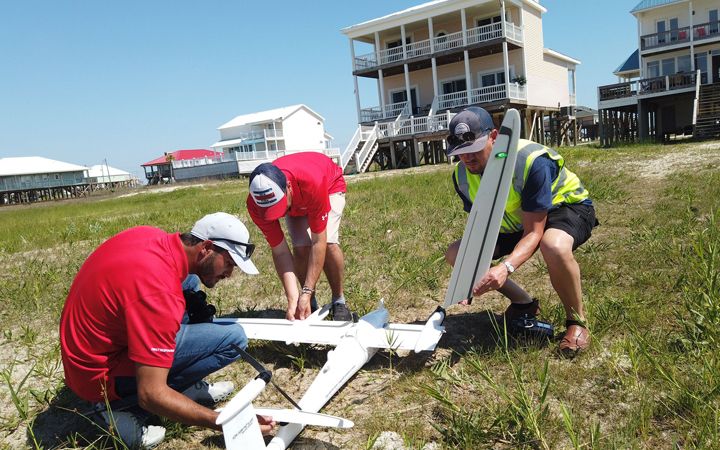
[641,21,719,50]
[598,81,639,101]
[172,148,340,168]
[360,100,409,122]
[598,71,698,101]
[693,20,720,41]
[376,112,456,139]
[436,83,527,110]
[354,21,523,71]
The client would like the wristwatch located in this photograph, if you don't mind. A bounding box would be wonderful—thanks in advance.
[503,261,515,274]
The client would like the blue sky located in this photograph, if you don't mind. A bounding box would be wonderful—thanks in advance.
[0,1,637,178]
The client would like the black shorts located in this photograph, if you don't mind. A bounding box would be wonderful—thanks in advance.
[494,203,598,258]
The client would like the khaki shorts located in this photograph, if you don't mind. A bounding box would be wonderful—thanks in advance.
[285,192,345,247]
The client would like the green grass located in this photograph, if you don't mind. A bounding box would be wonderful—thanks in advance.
[1,141,720,448]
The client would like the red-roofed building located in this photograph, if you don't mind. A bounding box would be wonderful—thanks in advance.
[141,149,221,184]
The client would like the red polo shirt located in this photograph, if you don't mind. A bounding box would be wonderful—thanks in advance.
[59,226,189,402]
[247,152,346,247]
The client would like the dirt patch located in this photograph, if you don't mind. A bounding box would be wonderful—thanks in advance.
[618,142,720,180]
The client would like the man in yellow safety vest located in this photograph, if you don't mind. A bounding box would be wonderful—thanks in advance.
[445,107,598,357]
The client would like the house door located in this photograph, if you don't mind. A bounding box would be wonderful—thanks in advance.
[712,54,720,83]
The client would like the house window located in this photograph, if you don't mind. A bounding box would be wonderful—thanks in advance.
[479,70,507,87]
[669,17,679,41]
[695,52,708,75]
[441,78,467,95]
[647,61,660,78]
[710,10,718,34]
[657,20,666,43]
[661,58,675,75]
[677,55,691,73]
[390,88,418,113]
[477,15,501,27]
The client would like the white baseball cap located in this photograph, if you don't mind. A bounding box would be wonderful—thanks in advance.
[190,212,259,275]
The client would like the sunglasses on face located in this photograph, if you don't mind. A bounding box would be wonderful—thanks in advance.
[447,130,490,147]
[209,237,255,258]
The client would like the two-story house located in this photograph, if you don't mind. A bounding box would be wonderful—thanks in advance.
[211,104,334,158]
[340,0,580,173]
[152,105,339,182]
[597,0,720,145]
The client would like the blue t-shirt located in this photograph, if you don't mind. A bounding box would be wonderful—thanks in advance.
[453,156,591,213]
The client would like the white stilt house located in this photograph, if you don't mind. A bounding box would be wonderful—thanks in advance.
[340,0,581,173]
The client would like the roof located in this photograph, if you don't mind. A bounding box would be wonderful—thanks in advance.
[141,149,220,167]
[0,156,88,177]
[574,105,598,118]
[87,164,131,177]
[218,104,324,130]
[614,49,640,75]
[342,0,546,38]
[543,48,581,66]
[631,0,685,14]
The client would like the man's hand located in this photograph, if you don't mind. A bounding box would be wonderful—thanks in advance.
[258,414,276,435]
[285,301,297,321]
[294,292,312,320]
[472,264,509,297]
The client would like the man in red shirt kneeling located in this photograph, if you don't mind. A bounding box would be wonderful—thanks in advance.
[60,212,274,448]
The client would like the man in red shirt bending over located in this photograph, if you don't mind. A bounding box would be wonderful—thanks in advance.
[60,212,274,448]
[246,152,352,321]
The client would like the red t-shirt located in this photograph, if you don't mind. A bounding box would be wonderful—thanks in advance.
[59,226,189,402]
[247,152,346,247]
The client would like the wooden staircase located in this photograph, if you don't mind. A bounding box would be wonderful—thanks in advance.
[695,82,720,139]
[342,141,363,175]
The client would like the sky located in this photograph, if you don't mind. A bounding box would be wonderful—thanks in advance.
[0,1,638,179]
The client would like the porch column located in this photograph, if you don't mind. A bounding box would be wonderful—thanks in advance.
[401,25,407,60]
[379,69,386,117]
[464,52,472,105]
[374,32,381,66]
[349,39,362,123]
[689,1,695,71]
[501,0,510,102]
[502,40,510,100]
[404,64,412,115]
[501,0,507,37]
[519,4,527,83]
[461,9,471,104]
[429,17,438,101]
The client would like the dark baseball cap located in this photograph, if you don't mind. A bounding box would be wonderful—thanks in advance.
[446,107,495,157]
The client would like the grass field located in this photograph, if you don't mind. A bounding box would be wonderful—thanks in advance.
[0,140,719,449]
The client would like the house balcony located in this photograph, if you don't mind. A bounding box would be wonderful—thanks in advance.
[353,21,523,77]
[598,71,700,108]
[640,21,720,52]
[360,83,527,124]
[211,129,284,150]
[437,83,527,110]
[360,101,410,122]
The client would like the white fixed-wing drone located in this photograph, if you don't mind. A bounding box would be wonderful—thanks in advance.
[214,109,521,449]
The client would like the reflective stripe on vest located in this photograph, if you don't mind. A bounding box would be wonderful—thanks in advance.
[454,139,590,233]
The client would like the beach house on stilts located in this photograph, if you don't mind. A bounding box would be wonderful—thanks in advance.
[597,0,720,146]
[340,0,580,174]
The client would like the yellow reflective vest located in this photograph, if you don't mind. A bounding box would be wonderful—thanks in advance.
[454,139,590,234]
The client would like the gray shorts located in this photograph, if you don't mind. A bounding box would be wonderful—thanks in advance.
[285,192,345,247]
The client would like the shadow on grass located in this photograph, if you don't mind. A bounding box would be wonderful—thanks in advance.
[438,309,553,364]
[29,386,113,449]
